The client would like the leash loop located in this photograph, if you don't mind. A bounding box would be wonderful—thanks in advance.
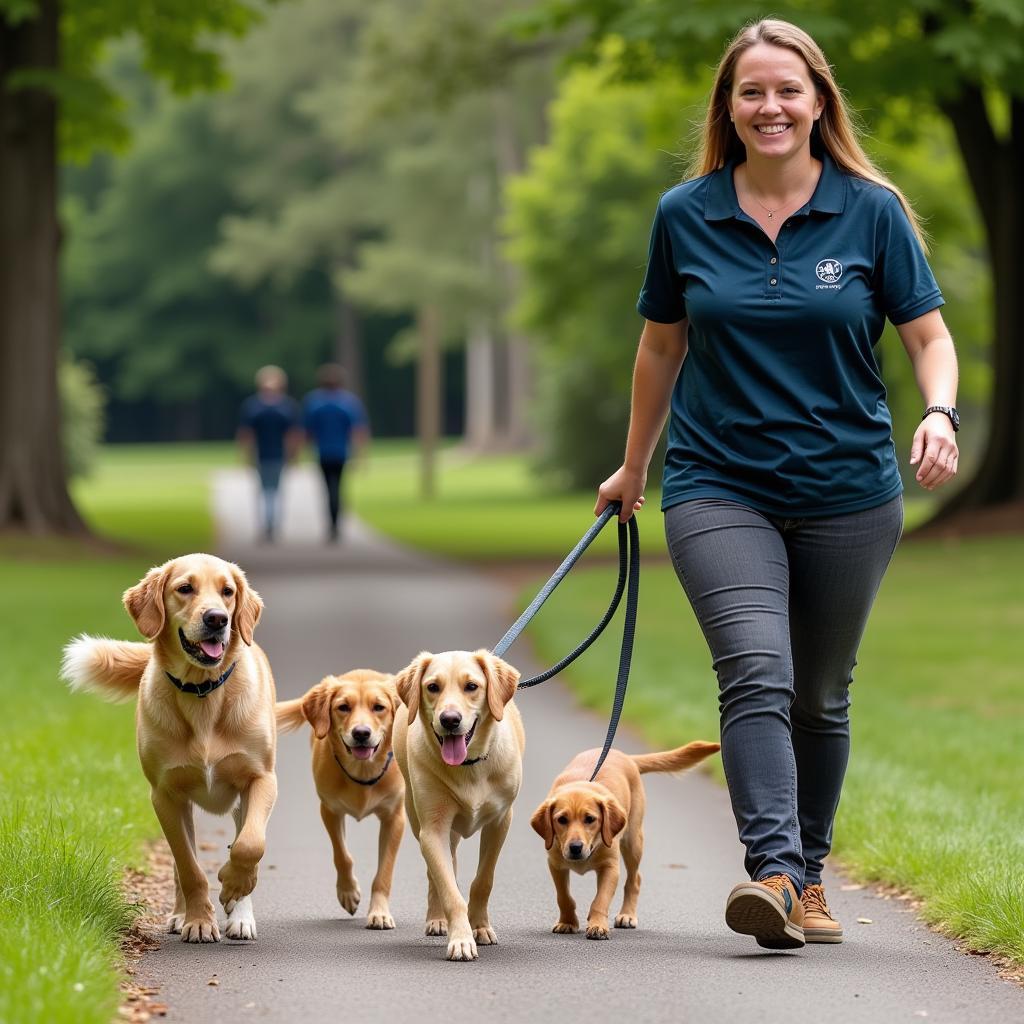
[491,502,639,781]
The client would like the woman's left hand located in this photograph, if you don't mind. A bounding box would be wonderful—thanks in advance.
[909,414,958,490]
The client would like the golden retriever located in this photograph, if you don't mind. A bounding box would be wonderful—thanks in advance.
[392,649,524,961]
[61,553,277,943]
[531,742,720,938]
[276,670,405,929]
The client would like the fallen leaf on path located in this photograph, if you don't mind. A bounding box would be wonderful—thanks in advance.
[856,917,873,924]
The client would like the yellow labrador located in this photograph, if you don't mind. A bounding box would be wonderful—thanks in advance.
[392,649,524,961]
[62,553,277,943]
[276,670,405,929]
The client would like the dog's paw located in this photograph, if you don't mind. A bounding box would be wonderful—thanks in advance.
[167,913,185,934]
[218,861,258,904]
[225,895,258,940]
[586,922,610,940]
[473,925,497,945]
[446,934,479,961]
[337,882,361,916]
[366,909,395,930]
[552,920,580,934]
[614,913,638,929]
[181,917,220,943]
[425,918,448,936]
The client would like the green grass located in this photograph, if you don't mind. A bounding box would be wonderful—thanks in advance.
[349,442,626,560]
[524,534,1024,964]
[0,448,220,1024]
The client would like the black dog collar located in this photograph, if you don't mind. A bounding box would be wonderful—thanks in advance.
[165,661,236,698]
[458,753,488,767]
[334,749,394,786]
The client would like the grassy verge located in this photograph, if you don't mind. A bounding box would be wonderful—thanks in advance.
[0,448,217,1024]
[524,534,1024,965]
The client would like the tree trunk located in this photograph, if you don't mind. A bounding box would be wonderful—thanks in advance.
[934,87,1024,518]
[416,304,442,500]
[0,0,85,534]
[464,322,498,450]
[491,89,534,450]
[334,295,364,398]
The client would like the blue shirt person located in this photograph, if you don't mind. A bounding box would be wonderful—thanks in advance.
[303,363,369,542]
[238,365,301,542]
[596,19,959,949]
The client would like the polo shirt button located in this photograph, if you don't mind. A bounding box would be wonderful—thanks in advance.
[770,278,778,285]
[770,257,777,264]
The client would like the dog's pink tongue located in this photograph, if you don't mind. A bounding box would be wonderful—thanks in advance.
[351,746,374,761]
[441,734,468,766]
[200,639,225,660]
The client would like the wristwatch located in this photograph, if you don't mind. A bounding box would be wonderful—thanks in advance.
[923,405,960,432]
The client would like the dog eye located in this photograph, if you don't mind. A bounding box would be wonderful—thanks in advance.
[337,703,350,713]
[176,583,193,594]
[583,814,596,825]
[556,815,569,825]
[222,586,234,597]
[426,683,440,693]
[464,682,479,692]
[373,703,386,712]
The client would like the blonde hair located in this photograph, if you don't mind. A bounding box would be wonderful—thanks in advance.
[690,19,927,249]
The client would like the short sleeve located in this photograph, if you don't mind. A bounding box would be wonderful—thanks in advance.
[637,199,686,324]
[876,194,944,325]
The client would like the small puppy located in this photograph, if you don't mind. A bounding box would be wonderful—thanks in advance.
[276,670,405,929]
[531,742,720,938]
[62,553,277,943]
[392,649,524,962]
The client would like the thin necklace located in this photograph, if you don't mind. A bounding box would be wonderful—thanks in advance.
[749,190,803,220]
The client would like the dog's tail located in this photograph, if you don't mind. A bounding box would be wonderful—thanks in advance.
[275,698,308,734]
[631,741,720,775]
[61,635,149,703]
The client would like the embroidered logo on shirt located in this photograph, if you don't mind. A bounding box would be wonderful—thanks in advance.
[815,259,843,284]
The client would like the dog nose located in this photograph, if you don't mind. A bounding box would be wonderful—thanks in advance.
[351,726,371,744]
[203,609,228,631]
[568,841,584,859]
[439,709,462,731]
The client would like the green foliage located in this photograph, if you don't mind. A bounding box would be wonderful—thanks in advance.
[59,355,106,479]
[504,59,703,487]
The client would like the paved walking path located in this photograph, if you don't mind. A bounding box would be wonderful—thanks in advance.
[138,465,1024,1023]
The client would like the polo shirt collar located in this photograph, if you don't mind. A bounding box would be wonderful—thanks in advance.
[704,152,847,221]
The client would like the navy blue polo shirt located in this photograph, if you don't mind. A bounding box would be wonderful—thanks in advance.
[638,153,944,517]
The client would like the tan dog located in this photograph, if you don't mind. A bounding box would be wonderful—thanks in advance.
[531,742,720,938]
[392,649,525,961]
[61,553,277,943]
[276,670,405,929]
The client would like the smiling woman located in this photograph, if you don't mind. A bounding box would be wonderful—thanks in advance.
[596,17,960,953]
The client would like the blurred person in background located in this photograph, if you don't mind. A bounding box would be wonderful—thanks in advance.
[238,365,302,542]
[303,363,369,543]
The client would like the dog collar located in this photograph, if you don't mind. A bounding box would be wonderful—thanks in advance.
[457,753,488,767]
[165,661,236,698]
[334,749,394,786]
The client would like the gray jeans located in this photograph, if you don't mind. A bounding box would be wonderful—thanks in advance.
[664,495,903,891]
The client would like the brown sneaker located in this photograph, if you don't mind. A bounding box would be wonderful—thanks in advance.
[801,883,844,943]
[725,874,805,949]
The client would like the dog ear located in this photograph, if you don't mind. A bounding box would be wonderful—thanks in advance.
[600,796,628,847]
[474,650,520,722]
[302,680,336,740]
[123,561,171,640]
[394,652,432,721]
[231,566,263,646]
[530,800,556,850]
[381,677,401,715]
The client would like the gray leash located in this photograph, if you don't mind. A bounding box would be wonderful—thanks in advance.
[492,502,640,781]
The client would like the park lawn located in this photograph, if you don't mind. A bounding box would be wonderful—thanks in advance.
[522,533,1024,965]
[0,451,217,1024]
